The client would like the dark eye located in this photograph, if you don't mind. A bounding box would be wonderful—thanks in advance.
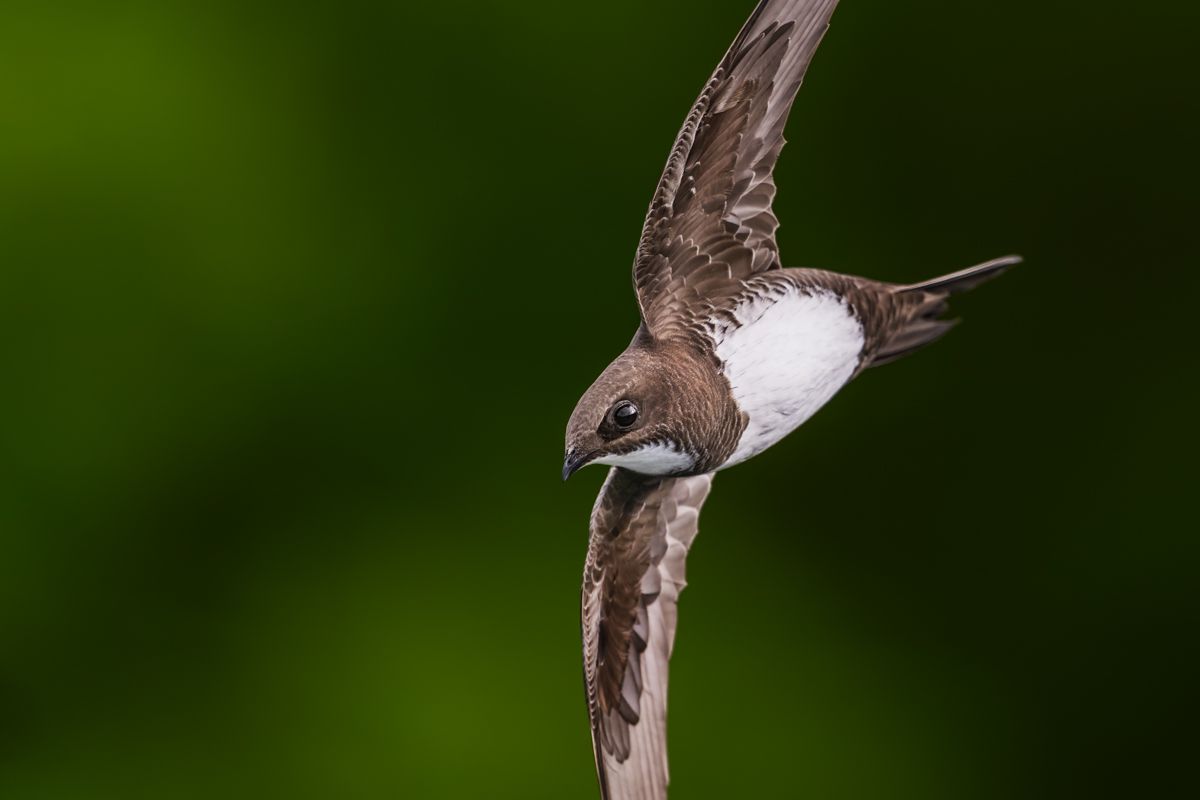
[611,401,639,429]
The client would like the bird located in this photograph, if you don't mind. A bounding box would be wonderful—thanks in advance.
[562,1,1019,798]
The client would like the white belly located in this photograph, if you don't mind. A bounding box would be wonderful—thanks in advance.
[711,285,864,468]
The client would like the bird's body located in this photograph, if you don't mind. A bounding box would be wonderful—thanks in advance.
[711,275,864,466]
[563,2,1019,797]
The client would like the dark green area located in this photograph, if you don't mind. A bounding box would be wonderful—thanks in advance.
[1,1,1196,797]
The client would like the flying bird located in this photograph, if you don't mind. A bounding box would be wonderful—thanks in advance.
[562,1,1019,797]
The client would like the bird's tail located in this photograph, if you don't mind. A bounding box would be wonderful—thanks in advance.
[867,255,1022,368]
[900,255,1023,296]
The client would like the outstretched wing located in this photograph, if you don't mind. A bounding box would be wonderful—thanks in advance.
[634,0,841,341]
[582,468,714,800]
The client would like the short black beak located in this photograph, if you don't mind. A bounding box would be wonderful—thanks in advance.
[562,448,591,481]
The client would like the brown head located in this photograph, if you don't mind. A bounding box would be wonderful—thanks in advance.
[563,332,744,480]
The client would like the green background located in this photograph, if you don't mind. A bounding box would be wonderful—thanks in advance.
[2,1,1197,797]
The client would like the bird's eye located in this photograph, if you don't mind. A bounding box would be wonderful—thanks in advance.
[611,401,639,429]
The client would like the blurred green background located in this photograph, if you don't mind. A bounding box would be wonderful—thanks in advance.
[1,1,1197,797]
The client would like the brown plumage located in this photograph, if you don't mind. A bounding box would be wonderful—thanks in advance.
[563,2,1019,798]
[565,332,744,478]
[635,0,842,347]
[582,470,713,800]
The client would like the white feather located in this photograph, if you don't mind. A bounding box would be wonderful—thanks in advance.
[712,285,864,467]
[594,442,694,476]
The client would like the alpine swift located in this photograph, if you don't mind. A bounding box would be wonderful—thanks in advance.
[562,1,1020,797]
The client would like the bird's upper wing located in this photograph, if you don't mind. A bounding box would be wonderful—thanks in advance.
[582,468,714,800]
[633,0,840,341]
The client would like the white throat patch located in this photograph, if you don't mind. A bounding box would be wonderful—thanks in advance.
[594,441,694,476]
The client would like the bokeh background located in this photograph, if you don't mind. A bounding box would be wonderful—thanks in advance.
[2,1,1197,797]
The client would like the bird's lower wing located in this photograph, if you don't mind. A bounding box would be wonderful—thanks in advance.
[582,468,714,800]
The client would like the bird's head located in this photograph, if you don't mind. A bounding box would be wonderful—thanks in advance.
[563,348,692,480]
[563,338,738,480]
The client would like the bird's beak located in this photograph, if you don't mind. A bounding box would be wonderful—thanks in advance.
[562,448,593,481]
